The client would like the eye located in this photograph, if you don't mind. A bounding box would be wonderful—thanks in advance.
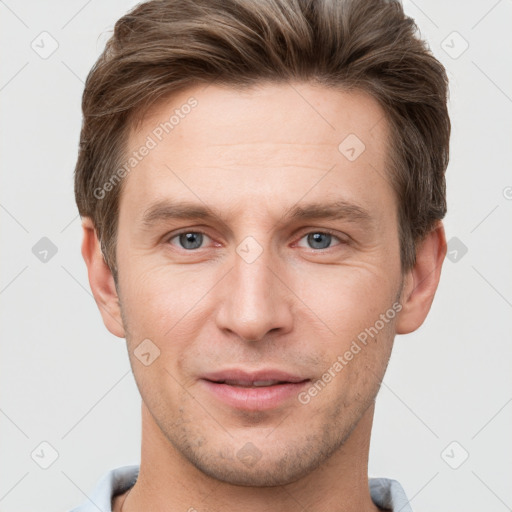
[168,231,211,250]
[296,231,345,250]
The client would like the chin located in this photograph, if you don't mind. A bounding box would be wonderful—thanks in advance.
[177,430,342,488]
[192,457,312,487]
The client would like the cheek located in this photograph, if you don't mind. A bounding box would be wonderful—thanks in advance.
[292,263,397,342]
[118,260,206,339]
[117,265,199,409]
[118,262,220,393]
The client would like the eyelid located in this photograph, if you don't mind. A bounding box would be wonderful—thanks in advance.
[166,229,215,249]
[164,227,349,250]
[293,229,348,248]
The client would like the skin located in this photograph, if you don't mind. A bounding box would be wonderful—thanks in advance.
[81,82,446,512]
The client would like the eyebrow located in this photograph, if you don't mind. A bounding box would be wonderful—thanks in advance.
[287,201,373,225]
[140,199,374,229]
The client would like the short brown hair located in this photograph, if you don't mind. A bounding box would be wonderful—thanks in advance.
[74,0,450,281]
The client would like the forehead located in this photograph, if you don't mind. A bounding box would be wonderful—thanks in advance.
[119,81,394,224]
[132,81,388,156]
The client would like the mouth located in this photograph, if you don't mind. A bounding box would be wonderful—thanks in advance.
[199,369,310,410]
[206,379,304,387]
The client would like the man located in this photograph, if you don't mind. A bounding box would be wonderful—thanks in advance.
[71,0,449,510]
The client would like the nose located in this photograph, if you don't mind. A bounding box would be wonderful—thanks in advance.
[215,241,294,342]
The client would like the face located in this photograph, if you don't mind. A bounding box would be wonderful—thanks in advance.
[115,82,404,486]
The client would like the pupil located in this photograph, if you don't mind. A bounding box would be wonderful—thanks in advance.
[308,233,331,249]
[180,232,202,250]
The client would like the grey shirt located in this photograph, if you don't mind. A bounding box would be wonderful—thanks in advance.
[70,465,413,512]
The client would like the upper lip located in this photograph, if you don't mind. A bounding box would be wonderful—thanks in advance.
[201,369,309,385]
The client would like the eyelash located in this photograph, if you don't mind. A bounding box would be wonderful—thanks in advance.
[165,229,348,251]
[294,230,348,250]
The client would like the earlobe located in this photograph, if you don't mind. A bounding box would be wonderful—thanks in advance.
[81,217,126,338]
[395,221,447,335]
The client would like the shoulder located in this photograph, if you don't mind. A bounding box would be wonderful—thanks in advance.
[68,465,139,512]
[369,477,413,512]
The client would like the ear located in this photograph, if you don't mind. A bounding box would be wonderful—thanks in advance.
[395,221,447,334]
[81,217,126,338]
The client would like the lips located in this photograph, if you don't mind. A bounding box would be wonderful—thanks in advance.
[199,369,310,410]
[219,379,286,387]
[201,369,308,387]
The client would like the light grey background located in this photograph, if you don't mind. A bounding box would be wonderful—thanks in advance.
[1,1,511,511]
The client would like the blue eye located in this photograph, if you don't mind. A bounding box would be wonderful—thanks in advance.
[169,232,209,250]
[166,230,344,252]
[297,232,342,250]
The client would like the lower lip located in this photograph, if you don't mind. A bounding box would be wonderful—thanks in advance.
[200,379,310,410]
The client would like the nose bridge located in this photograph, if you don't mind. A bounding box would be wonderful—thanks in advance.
[216,235,292,341]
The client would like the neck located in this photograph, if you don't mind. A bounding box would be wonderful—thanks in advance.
[116,402,382,512]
